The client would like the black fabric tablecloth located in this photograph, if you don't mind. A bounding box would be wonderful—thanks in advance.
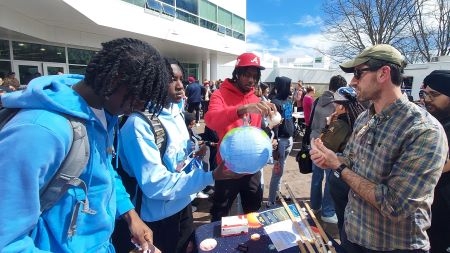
[195,220,344,253]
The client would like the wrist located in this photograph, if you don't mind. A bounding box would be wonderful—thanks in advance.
[333,163,347,178]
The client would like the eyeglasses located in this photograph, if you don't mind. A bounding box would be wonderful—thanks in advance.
[419,90,442,100]
[353,67,371,80]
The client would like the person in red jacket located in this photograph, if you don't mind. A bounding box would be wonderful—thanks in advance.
[205,52,277,221]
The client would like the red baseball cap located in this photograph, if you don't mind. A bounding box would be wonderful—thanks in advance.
[235,53,265,70]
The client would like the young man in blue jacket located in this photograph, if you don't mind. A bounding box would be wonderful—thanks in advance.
[0,38,168,252]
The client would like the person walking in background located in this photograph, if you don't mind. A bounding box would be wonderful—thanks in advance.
[421,70,450,253]
[266,76,295,207]
[302,85,315,126]
[309,75,347,224]
[310,44,447,252]
[0,38,167,252]
[202,79,212,116]
[185,76,202,126]
[322,86,366,237]
[205,52,276,222]
[117,58,239,253]
[294,80,305,112]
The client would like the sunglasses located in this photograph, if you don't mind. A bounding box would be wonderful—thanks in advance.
[353,67,371,80]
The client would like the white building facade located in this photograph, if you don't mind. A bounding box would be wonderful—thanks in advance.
[0,0,246,85]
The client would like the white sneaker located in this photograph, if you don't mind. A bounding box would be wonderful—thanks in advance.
[192,205,197,212]
[321,214,338,224]
[196,191,209,199]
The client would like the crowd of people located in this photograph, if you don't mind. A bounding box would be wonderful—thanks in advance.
[0,38,448,253]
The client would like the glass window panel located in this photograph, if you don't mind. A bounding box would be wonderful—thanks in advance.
[68,48,96,65]
[233,31,245,41]
[122,0,146,6]
[232,14,245,33]
[161,3,176,17]
[176,9,198,25]
[0,61,11,78]
[146,0,162,12]
[13,41,65,63]
[18,65,39,85]
[226,28,232,37]
[217,25,226,34]
[0,40,10,60]
[176,0,197,15]
[200,19,217,31]
[218,7,232,27]
[69,65,87,75]
[160,0,174,5]
[199,0,216,22]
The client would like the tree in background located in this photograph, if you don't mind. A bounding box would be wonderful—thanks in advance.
[321,0,450,63]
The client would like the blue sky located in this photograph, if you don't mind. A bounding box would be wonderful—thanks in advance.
[246,0,332,60]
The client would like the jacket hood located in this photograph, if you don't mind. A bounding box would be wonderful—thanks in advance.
[275,76,292,100]
[318,90,335,107]
[1,74,91,120]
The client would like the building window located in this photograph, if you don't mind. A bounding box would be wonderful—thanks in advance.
[13,41,66,63]
[176,0,198,15]
[218,7,232,28]
[68,48,96,65]
[199,0,216,22]
[69,65,87,75]
[177,9,198,25]
[122,0,146,6]
[0,40,10,60]
[232,14,245,34]
[0,61,11,77]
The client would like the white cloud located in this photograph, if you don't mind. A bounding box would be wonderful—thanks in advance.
[246,20,263,37]
[295,15,323,27]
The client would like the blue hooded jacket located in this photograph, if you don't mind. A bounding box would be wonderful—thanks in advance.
[118,103,214,222]
[0,75,134,252]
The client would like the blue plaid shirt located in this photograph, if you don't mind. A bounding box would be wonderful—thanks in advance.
[342,95,448,251]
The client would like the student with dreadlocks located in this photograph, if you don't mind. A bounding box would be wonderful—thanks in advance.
[319,86,366,239]
[0,38,168,252]
[118,58,240,253]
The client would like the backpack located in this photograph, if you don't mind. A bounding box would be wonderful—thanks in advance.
[0,108,90,235]
[111,110,167,253]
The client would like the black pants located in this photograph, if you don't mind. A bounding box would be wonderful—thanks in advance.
[341,224,429,253]
[187,102,201,123]
[146,204,194,253]
[210,171,262,222]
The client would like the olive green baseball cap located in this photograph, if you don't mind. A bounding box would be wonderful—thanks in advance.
[339,44,404,73]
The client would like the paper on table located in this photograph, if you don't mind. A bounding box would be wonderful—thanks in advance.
[263,219,313,251]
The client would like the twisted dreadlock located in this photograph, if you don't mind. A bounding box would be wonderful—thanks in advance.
[84,38,169,111]
[342,101,366,129]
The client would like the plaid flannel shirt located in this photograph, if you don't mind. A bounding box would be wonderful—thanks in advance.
[342,95,448,251]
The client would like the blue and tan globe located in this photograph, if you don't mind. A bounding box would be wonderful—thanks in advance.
[220,126,272,174]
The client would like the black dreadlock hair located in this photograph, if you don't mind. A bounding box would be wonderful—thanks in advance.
[164,57,185,82]
[84,38,169,112]
[230,66,262,83]
[342,101,366,129]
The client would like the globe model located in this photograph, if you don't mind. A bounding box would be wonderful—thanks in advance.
[220,126,272,174]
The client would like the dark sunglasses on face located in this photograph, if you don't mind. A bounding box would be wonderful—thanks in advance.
[353,67,371,80]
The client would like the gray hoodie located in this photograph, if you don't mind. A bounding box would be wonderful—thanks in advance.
[310,90,335,140]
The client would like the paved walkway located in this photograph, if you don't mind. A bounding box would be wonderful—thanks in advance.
[192,121,340,242]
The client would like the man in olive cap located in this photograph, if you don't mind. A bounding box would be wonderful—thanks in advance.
[310,44,448,252]
[422,70,450,253]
